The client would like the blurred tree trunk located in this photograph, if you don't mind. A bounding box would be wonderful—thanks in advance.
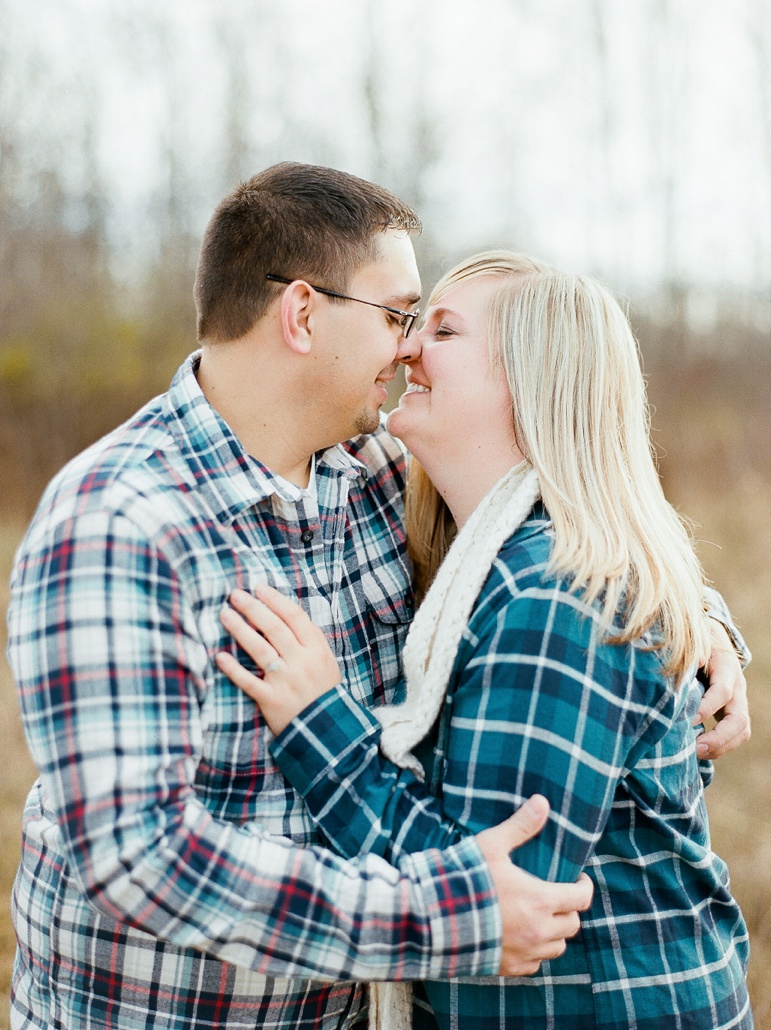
[589,0,624,281]
[645,0,691,355]
[217,0,260,192]
[748,0,771,285]
[361,0,392,190]
[361,0,441,281]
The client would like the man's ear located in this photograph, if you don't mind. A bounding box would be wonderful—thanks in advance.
[279,281,317,356]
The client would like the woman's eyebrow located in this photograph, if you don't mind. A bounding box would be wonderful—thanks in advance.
[428,305,463,321]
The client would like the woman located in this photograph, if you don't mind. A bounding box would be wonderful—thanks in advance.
[216,252,752,1028]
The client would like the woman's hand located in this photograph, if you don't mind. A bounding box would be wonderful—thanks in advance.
[217,585,343,736]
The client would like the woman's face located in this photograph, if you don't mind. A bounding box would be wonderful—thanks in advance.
[387,275,520,476]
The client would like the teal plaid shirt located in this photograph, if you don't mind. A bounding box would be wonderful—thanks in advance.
[273,505,752,1029]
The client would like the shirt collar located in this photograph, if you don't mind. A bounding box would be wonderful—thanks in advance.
[162,353,368,523]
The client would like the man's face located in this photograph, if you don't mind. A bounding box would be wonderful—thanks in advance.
[307,229,421,443]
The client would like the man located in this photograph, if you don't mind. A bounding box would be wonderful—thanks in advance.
[8,163,592,1030]
[7,163,747,1030]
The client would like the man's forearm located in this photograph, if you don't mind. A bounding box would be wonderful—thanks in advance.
[205,833,503,982]
[56,790,503,982]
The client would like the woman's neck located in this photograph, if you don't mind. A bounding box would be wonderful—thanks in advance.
[428,446,527,528]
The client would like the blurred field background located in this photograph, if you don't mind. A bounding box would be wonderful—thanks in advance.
[1,1,769,1026]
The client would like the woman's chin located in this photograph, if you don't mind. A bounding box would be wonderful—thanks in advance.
[385,406,409,441]
[387,405,431,458]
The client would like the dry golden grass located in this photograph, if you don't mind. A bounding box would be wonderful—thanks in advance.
[0,372,768,1028]
[1,528,37,1030]
[651,373,771,1028]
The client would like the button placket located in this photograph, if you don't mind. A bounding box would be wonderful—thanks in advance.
[316,471,354,658]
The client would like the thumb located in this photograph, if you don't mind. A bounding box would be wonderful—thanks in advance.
[501,795,550,851]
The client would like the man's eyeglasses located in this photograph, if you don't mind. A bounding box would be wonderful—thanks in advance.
[266,274,420,338]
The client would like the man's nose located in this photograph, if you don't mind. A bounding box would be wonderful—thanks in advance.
[396,328,422,364]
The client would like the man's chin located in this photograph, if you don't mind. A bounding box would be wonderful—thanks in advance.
[353,409,381,437]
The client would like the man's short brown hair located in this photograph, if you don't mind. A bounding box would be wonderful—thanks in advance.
[194,162,421,342]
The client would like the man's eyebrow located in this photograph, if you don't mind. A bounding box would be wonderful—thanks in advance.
[388,292,421,308]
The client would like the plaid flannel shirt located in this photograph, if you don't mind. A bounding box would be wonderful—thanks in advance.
[6,354,502,1030]
[272,505,753,1029]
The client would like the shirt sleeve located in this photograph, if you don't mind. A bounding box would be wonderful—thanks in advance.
[273,583,672,885]
[7,509,501,982]
[271,683,469,864]
[703,586,751,666]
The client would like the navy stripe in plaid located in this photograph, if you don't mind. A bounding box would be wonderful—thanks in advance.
[271,507,752,1028]
[7,354,502,1030]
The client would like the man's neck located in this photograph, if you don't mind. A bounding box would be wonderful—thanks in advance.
[196,340,317,487]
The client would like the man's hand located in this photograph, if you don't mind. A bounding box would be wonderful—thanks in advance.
[475,796,593,977]
[696,619,751,760]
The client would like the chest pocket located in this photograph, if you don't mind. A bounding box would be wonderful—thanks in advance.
[359,562,414,707]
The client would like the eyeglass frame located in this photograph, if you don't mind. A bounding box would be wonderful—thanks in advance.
[266,274,420,338]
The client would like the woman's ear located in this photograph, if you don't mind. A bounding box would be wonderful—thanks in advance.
[279,280,316,356]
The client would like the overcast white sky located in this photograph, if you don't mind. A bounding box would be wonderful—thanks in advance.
[5,0,771,295]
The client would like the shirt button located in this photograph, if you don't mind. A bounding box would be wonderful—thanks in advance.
[300,529,314,544]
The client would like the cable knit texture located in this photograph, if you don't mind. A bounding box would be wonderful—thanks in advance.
[375,462,540,774]
[369,462,540,1030]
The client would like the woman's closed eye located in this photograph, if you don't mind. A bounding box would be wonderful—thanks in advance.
[432,323,457,338]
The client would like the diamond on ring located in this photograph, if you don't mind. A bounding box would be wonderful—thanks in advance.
[265,659,282,675]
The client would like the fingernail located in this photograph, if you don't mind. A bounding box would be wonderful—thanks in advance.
[520,794,549,817]
[697,743,708,757]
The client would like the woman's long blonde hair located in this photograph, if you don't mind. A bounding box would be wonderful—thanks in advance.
[405,250,710,682]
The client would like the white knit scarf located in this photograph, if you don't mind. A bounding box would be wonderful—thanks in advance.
[368,462,541,1030]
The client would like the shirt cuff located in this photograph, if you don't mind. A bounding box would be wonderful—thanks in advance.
[270,682,381,798]
[703,586,751,666]
[402,835,503,978]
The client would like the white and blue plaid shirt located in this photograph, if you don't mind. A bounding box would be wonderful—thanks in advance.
[7,354,501,1030]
